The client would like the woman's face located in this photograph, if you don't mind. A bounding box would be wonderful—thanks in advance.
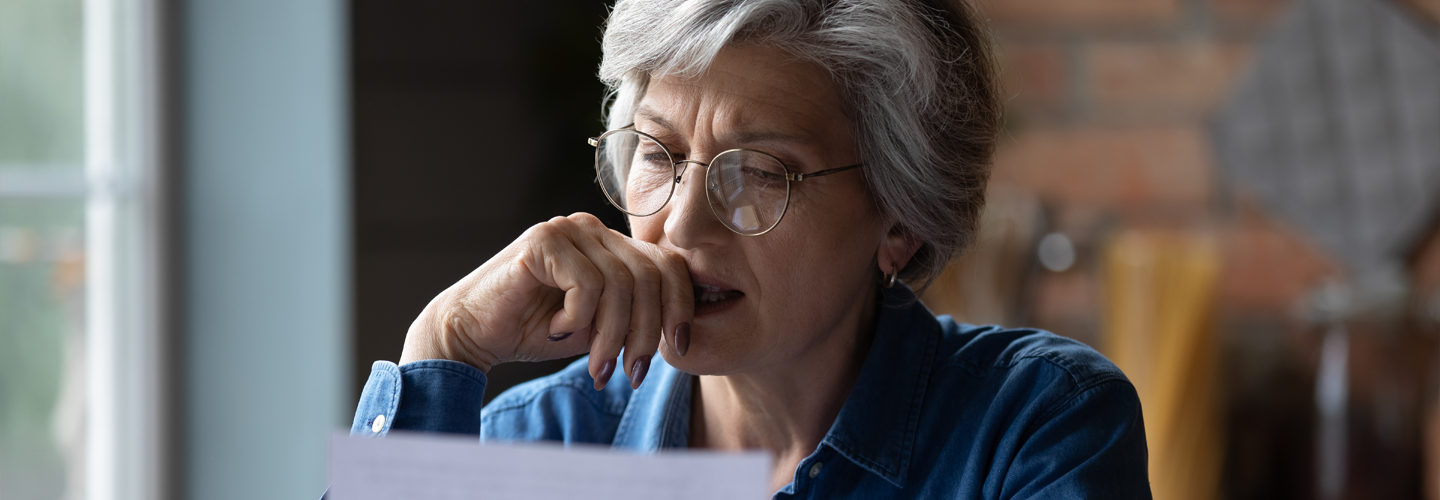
[630,44,893,375]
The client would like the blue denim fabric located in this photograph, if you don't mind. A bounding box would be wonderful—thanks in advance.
[349,286,1152,499]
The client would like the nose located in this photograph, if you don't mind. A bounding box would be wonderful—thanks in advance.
[673,160,707,183]
[663,160,728,249]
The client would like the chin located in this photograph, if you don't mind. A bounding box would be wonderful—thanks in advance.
[659,342,750,376]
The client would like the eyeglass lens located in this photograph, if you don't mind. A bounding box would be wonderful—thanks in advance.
[594,130,791,235]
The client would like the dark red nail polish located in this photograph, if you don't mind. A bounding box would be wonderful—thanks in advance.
[547,331,574,342]
[593,359,615,391]
[675,322,691,356]
[630,355,652,389]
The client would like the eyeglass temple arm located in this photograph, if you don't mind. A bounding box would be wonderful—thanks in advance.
[587,124,638,147]
[786,164,863,182]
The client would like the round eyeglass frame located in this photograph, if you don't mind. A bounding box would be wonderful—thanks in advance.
[588,127,863,236]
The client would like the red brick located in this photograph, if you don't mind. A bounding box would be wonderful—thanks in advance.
[977,0,1184,27]
[1218,198,1338,314]
[1209,0,1294,29]
[1086,41,1253,118]
[998,43,1068,113]
[989,126,1214,209]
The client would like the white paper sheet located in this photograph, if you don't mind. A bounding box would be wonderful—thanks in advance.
[329,431,771,500]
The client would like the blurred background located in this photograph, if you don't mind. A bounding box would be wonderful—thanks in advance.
[0,0,1437,499]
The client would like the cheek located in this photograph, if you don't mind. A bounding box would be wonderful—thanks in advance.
[780,209,883,287]
[787,192,884,257]
[629,215,664,243]
[752,218,880,305]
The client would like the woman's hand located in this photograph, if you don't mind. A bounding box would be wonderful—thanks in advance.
[399,213,693,390]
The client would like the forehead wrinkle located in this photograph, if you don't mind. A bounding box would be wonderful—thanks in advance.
[725,124,817,148]
[641,81,826,152]
[701,74,833,148]
[635,105,683,134]
[638,46,850,162]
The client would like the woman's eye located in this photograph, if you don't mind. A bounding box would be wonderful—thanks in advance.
[635,150,670,168]
[741,166,785,187]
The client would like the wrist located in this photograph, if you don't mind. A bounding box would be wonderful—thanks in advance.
[442,324,501,373]
[399,302,501,373]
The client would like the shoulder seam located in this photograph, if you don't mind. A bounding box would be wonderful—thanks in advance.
[942,346,1130,420]
[939,330,1087,375]
[945,346,1114,385]
[1033,375,1133,424]
[1005,348,1128,399]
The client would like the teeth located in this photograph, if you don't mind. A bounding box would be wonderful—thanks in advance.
[698,290,727,303]
[693,285,735,303]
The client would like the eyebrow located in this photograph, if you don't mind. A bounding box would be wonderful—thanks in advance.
[634,106,682,136]
[633,105,815,148]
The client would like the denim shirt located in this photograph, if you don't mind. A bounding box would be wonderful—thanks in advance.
[349,286,1151,499]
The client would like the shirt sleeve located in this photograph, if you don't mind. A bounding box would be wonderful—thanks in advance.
[1001,378,1152,499]
[349,359,488,437]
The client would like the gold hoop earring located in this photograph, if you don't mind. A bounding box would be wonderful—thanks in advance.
[882,261,899,289]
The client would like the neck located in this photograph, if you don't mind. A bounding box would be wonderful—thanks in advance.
[690,286,880,487]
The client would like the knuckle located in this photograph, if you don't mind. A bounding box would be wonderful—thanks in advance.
[569,212,602,227]
[549,216,579,233]
[528,221,560,240]
[519,222,542,239]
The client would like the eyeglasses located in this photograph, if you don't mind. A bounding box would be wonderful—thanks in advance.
[589,127,862,236]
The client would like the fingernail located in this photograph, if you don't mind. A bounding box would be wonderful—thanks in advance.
[630,355,652,390]
[547,331,574,342]
[593,359,615,391]
[675,322,691,357]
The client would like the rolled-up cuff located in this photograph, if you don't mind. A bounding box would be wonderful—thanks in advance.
[349,359,487,437]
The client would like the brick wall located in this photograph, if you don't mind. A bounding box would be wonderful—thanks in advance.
[971,2,1440,498]
[975,0,1350,321]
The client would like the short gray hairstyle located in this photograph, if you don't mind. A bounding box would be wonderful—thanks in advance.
[599,0,1001,288]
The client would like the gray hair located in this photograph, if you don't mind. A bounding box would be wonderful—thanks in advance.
[599,0,1001,288]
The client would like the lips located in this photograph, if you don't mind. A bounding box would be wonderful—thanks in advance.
[694,284,743,303]
[689,273,743,318]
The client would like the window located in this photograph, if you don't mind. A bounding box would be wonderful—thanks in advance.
[0,0,166,498]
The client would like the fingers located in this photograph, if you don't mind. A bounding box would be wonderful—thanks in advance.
[599,236,664,390]
[525,213,691,391]
[651,248,694,357]
[523,225,603,336]
[552,215,652,390]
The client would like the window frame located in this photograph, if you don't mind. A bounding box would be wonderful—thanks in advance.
[81,0,171,498]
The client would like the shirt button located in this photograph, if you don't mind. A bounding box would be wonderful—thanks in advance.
[371,414,386,433]
[808,461,824,479]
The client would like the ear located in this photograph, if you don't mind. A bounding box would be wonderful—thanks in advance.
[876,224,924,276]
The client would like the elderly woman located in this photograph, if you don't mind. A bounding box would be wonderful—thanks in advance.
[350,0,1150,497]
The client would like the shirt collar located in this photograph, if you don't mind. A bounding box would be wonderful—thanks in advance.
[611,285,940,489]
[820,284,940,488]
